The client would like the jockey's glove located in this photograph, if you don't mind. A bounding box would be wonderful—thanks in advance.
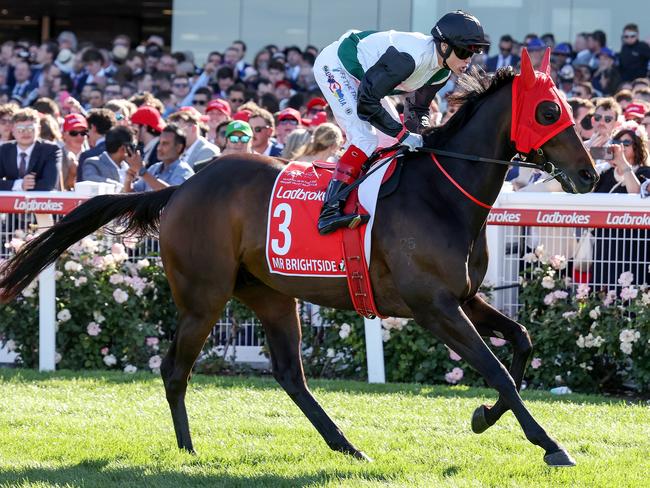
[399,131,423,152]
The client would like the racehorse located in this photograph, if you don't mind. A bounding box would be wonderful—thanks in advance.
[0,50,597,467]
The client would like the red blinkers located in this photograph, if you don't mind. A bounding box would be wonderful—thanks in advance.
[511,48,575,154]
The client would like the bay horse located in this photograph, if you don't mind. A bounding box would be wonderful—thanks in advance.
[0,51,597,467]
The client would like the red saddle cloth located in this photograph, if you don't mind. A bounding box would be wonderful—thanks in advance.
[266,160,393,318]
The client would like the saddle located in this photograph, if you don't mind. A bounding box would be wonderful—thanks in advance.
[266,151,403,318]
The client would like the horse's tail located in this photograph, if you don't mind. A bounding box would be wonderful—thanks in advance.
[0,186,177,303]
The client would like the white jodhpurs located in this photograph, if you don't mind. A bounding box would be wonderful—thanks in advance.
[313,40,400,157]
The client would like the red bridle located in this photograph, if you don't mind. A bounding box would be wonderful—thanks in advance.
[431,48,576,208]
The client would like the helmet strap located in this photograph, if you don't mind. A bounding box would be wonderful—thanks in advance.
[437,41,453,70]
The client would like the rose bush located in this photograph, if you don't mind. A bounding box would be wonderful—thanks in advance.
[517,247,650,394]
[0,233,176,372]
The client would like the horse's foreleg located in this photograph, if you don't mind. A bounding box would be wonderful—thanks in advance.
[462,295,533,433]
[411,292,574,467]
[236,286,370,460]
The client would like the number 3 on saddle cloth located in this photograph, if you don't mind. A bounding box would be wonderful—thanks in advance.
[265,154,401,318]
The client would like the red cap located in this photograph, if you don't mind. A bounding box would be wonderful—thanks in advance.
[624,103,646,120]
[131,105,165,132]
[303,111,327,127]
[278,108,302,124]
[205,99,231,117]
[306,97,327,111]
[232,110,252,122]
[275,80,292,90]
[63,113,88,132]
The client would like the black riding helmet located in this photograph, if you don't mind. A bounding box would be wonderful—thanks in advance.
[432,10,490,69]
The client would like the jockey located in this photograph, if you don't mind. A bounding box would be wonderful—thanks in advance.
[314,10,489,234]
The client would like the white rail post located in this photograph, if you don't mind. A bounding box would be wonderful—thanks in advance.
[363,317,385,383]
[35,214,56,372]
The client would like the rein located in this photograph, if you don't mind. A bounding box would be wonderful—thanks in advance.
[326,143,569,207]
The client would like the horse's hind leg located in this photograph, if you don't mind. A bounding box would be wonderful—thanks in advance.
[462,295,533,433]
[161,309,224,453]
[235,285,370,460]
[161,268,232,453]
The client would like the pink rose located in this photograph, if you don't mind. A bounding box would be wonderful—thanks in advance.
[111,243,126,255]
[490,337,506,347]
[86,322,101,336]
[100,347,109,356]
[531,357,542,369]
[448,348,461,361]
[148,355,162,369]
[444,367,464,384]
[146,337,159,347]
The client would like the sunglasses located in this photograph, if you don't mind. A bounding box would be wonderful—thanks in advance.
[14,125,36,133]
[68,130,88,137]
[452,44,483,60]
[228,135,251,143]
[229,98,244,103]
[593,114,614,123]
[252,126,269,133]
[278,119,299,126]
[611,139,634,147]
[192,100,208,106]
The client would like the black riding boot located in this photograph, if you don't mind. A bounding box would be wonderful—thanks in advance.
[317,179,369,235]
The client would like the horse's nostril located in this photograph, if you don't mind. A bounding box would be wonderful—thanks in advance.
[579,169,597,183]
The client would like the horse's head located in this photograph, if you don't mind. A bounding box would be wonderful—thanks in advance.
[511,48,598,193]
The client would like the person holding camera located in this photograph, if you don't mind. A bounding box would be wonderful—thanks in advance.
[123,124,194,193]
[585,97,621,151]
[80,126,135,189]
[594,122,650,194]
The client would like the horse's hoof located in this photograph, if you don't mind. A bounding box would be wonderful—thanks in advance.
[353,450,373,462]
[471,405,491,434]
[544,449,576,467]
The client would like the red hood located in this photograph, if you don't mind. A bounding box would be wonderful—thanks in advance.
[511,48,574,154]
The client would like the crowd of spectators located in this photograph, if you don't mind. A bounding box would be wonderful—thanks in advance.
[0,32,332,192]
[0,23,648,197]
[483,25,650,196]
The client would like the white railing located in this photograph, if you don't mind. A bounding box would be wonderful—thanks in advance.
[485,191,650,316]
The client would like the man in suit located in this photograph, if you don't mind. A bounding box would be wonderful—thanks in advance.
[485,35,520,72]
[76,108,117,181]
[81,126,135,188]
[247,106,283,156]
[167,108,220,168]
[0,108,60,191]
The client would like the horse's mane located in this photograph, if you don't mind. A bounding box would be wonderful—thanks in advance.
[424,66,516,145]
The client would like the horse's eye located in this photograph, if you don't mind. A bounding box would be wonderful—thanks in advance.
[536,101,561,125]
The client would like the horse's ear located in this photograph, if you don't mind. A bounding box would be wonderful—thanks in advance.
[519,48,536,89]
[540,47,551,76]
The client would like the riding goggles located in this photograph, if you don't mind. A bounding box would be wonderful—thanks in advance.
[452,44,485,60]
